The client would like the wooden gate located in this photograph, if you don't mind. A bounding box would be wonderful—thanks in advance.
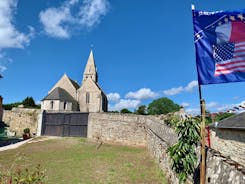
[41,112,89,137]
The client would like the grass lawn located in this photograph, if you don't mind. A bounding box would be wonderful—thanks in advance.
[0,137,167,184]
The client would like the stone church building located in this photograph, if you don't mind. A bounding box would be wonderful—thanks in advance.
[41,50,108,112]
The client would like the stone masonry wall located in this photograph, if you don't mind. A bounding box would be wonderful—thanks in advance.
[206,148,245,184]
[209,128,245,166]
[88,113,147,146]
[3,108,42,136]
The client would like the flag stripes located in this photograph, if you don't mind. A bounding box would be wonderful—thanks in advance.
[214,41,245,76]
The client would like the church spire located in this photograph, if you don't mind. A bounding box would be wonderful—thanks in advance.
[83,50,98,83]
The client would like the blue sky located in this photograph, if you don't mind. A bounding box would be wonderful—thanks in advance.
[0,0,245,114]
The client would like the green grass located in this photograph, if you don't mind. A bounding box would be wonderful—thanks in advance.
[0,137,167,184]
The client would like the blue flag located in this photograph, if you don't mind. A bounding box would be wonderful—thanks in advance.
[193,9,245,85]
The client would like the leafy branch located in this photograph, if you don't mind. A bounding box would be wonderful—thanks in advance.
[167,118,200,183]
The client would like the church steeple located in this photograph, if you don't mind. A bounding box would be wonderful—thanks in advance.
[83,50,98,83]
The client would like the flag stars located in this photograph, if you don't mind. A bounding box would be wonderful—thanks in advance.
[224,18,229,23]
[196,34,201,39]
[229,16,235,21]
[218,22,222,26]
[238,14,244,21]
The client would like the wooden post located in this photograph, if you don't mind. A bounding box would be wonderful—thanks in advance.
[192,5,206,183]
[200,99,206,184]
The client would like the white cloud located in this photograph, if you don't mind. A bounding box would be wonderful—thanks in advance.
[39,0,76,39]
[79,0,109,28]
[163,87,183,96]
[185,107,200,115]
[107,92,120,102]
[206,102,218,108]
[184,80,198,92]
[216,104,233,112]
[0,65,7,72]
[125,88,159,100]
[163,80,198,96]
[0,0,34,48]
[40,0,109,38]
[181,102,190,107]
[109,99,141,111]
[216,100,245,113]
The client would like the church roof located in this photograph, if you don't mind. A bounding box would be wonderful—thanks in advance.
[68,77,80,89]
[209,112,245,130]
[42,87,77,102]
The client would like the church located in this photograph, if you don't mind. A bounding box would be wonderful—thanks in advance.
[41,50,108,112]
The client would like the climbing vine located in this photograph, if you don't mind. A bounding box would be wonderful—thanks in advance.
[167,117,200,183]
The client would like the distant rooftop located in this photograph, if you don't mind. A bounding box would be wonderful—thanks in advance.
[210,112,245,130]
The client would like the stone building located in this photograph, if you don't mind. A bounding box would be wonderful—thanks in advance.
[209,112,245,166]
[41,50,108,112]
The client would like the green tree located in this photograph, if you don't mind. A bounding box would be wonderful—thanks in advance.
[215,112,235,122]
[120,108,132,114]
[2,102,21,110]
[147,97,180,115]
[135,105,147,115]
[22,97,36,108]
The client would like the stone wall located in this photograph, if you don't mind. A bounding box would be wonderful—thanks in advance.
[209,128,245,166]
[3,108,42,136]
[145,122,179,184]
[88,113,147,146]
[206,148,245,184]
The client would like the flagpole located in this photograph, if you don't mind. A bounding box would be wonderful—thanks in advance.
[198,84,206,184]
[192,4,206,184]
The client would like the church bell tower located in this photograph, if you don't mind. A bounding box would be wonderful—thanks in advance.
[83,50,98,83]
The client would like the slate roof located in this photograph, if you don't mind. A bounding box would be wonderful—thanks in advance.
[209,112,245,130]
[42,87,77,102]
[68,77,80,89]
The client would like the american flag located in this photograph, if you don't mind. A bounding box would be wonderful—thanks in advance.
[213,41,245,76]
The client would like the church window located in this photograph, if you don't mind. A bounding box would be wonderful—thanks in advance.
[64,101,67,110]
[86,92,90,104]
[50,101,54,109]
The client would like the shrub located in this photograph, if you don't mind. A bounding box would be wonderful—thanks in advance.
[0,164,46,184]
[23,128,30,134]
[167,118,200,183]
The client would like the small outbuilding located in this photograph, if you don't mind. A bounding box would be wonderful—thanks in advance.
[209,112,245,166]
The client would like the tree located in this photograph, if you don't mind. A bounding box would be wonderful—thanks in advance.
[22,97,36,108]
[215,112,235,122]
[135,105,147,115]
[147,97,180,115]
[120,108,132,114]
[3,97,40,110]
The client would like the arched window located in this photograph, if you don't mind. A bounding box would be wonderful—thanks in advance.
[64,101,67,110]
[50,101,54,109]
[86,92,90,104]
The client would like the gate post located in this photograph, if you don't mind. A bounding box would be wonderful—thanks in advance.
[37,110,45,136]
